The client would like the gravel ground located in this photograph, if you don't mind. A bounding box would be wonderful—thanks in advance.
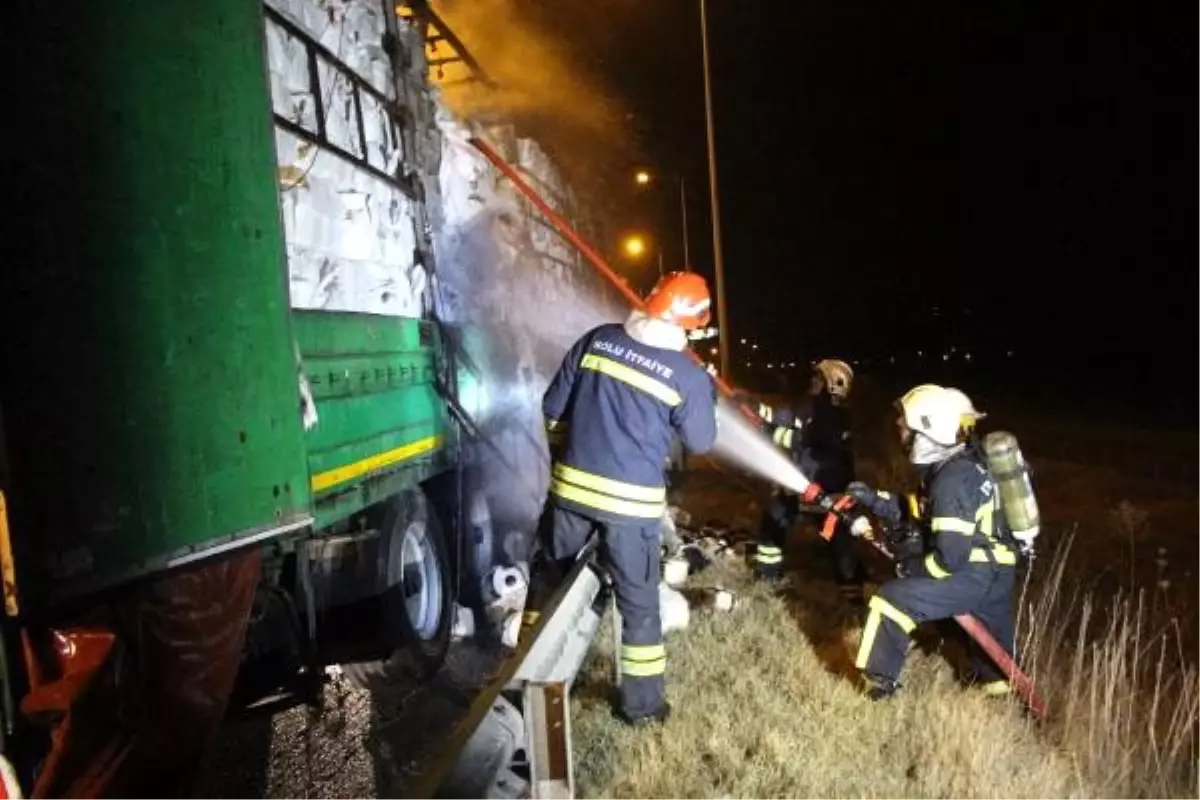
[193,642,504,799]
[193,459,760,799]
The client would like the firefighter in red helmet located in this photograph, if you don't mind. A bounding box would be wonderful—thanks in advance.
[536,271,718,726]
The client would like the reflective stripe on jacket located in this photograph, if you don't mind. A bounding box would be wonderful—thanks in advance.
[543,323,717,521]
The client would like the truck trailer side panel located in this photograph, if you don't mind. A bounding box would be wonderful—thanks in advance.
[294,310,454,530]
[3,1,312,608]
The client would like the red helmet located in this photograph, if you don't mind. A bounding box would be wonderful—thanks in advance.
[643,272,712,330]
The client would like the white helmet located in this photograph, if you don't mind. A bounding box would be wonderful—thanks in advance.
[815,359,854,400]
[895,384,975,464]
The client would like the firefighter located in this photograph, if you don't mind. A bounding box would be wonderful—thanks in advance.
[536,271,719,726]
[846,384,1018,699]
[755,359,862,602]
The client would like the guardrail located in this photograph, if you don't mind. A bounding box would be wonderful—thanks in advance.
[408,543,607,799]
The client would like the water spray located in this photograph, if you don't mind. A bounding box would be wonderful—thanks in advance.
[470,136,821,495]
[713,400,813,494]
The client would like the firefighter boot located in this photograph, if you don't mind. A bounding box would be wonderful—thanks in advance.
[615,701,672,728]
[866,676,900,701]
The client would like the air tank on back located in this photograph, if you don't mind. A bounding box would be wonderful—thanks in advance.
[982,431,1041,543]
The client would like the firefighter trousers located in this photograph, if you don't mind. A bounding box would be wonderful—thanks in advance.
[539,505,667,719]
[755,492,862,598]
[857,564,1016,694]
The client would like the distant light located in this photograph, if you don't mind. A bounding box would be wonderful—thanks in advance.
[745,361,752,367]
[965,352,972,361]
[1007,350,1014,357]
[917,350,923,357]
[621,234,647,258]
[767,363,774,369]
[949,346,956,353]
[740,338,747,344]
[789,361,797,367]
[634,169,652,186]
[943,353,949,361]
[752,344,758,350]
[710,346,718,355]
[889,356,895,363]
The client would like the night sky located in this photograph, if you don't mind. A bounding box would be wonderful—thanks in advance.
[527,0,1192,419]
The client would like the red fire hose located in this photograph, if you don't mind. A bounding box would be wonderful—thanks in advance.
[820,502,1047,721]
[469,137,759,422]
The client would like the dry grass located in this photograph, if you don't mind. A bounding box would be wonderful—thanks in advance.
[570,463,1199,799]
[1016,538,1200,798]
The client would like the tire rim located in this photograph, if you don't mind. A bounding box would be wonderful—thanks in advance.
[397,519,444,641]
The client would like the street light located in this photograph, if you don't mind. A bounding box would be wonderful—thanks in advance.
[620,233,665,277]
[622,235,647,259]
[634,169,652,187]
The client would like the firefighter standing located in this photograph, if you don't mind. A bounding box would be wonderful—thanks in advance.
[846,384,1019,699]
[754,359,862,601]
[537,271,718,726]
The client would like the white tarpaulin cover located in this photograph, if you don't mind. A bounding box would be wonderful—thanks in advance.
[264,0,629,577]
[266,0,424,317]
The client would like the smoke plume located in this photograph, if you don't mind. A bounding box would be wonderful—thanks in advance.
[430,0,642,223]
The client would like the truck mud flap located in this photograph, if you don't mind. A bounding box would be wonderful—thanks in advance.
[21,550,261,798]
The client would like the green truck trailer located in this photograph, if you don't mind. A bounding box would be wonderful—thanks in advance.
[0,0,476,794]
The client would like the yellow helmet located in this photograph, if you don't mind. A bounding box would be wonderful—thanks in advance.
[815,358,854,400]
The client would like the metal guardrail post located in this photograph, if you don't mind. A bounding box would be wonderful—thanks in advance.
[509,554,605,798]
[524,682,572,799]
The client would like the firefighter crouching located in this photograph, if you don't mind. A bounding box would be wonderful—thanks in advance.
[536,271,718,726]
[846,384,1019,699]
[755,359,862,602]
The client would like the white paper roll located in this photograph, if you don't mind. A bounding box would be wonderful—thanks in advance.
[663,557,690,587]
[501,611,523,649]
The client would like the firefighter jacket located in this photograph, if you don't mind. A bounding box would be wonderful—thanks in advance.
[857,448,1018,578]
[543,323,718,522]
[759,392,854,492]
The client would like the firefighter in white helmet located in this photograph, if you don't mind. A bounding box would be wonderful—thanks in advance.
[845,384,1021,699]
[755,359,863,603]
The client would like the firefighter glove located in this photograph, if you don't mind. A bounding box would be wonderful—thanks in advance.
[846,481,877,505]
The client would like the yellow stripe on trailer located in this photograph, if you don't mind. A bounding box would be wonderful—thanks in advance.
[0,492,18,616]
[311,435,443,493]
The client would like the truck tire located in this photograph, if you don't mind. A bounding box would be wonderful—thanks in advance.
[343,488,453,688]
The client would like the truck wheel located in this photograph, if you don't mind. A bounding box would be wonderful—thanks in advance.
[343,489,452,688]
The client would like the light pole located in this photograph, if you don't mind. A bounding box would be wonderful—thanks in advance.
[699,0,730,378]
[679,175,690,270]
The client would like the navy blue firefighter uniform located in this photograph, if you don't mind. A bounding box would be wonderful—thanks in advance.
[540,319,717,723]
[755,390,861,598]
[849,447,1018,698]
